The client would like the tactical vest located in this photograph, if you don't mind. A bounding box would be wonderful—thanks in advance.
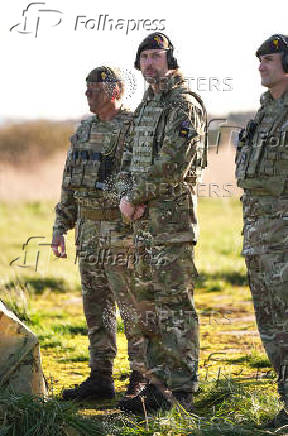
[130,95,164,177]
[62,113,131,192]
[236,94,288,196]
[130,88,207,186]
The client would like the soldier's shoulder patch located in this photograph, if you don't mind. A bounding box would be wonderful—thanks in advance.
[178,120,191,138]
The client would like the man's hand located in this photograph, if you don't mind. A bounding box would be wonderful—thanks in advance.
[120,197,135,219]
[52,233,67,258]
[120,197,146,221]
[133,204,146,220]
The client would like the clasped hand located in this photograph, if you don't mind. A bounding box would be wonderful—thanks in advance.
[119,197,146,221]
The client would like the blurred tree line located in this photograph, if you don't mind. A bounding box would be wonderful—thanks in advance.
[0,120,76,166]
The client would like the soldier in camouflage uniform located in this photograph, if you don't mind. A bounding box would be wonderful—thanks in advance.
[119,33,207,413]
[52,66,146,401]
[235,35,288,427]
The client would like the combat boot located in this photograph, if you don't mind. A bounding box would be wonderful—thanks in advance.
[117,370,147,408]
[61,370,115,401]
[118,383,172,415]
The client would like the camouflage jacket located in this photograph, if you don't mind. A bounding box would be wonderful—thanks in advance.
[236,90,288,196]
[53,110,132,237]
[127,72,207,244]
[235,90,288,255]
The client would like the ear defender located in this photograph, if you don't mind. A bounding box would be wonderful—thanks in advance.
[274,34,288,73]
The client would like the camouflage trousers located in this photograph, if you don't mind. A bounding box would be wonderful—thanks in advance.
[77,218,146,375]
[245,253,288,404]
[131,240,199,393]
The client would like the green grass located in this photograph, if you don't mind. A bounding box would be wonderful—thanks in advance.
[0,391,104,435]
[196,197,245,275]
[0,198,283,435]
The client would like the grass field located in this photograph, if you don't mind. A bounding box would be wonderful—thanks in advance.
[0,198,283,435]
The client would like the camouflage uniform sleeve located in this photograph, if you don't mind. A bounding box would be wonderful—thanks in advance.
[128,95,205,205]
[53,147,77,236]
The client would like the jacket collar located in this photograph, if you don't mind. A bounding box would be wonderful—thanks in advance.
[145,71,184,101]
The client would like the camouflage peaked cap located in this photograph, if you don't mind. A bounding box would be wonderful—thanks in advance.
[256,34,288,58]
[86,66,120,83]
